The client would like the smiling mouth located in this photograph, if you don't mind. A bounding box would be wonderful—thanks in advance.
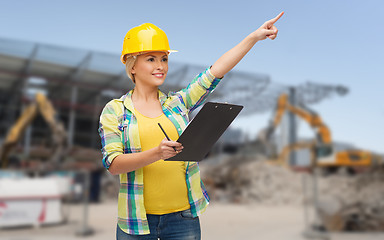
[153,73,164,77]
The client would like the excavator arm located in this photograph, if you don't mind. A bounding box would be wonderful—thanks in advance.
[0,104,38,168]
[286,102,331,145]
[260,93,333,161]
[35,93,67,164]
[0,93,67,168]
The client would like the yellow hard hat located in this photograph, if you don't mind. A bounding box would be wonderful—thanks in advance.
[120,23,177,64]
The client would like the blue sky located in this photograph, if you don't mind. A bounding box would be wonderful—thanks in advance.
[1,0,383,153]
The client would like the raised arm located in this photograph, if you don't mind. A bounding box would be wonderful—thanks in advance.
[210,11,284,79]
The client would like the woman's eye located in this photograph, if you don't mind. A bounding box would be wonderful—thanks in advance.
[147,58,154,62]
[162,58,168,62]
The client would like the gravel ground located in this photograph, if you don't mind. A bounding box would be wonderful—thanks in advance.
[1,201,383,240]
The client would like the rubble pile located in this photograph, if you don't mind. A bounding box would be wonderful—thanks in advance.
[317,169,384,231]
[200,155,384,231]
[200,155,304,204]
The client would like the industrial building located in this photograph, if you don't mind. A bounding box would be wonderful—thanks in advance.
[0,37,272,155]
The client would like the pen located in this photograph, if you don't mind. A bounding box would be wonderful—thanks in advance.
[158,123,177,152]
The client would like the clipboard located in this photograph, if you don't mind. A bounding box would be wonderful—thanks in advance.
[166,102,243,162]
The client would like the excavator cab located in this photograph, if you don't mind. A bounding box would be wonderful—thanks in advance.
[315,144,333,158]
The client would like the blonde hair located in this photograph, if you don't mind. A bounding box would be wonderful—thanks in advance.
[124,54,137,83]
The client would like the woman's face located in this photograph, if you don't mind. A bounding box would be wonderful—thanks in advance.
[131,51,168,87]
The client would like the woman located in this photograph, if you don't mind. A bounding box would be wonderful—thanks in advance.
[99,12,284,240]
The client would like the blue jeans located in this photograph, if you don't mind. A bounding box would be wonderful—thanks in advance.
[116,209,201,240]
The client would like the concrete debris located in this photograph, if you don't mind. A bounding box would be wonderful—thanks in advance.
[317,169,384,231]
[200,155,384,231]
[200,155,304,205]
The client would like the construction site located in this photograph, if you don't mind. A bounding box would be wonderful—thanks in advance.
[1,36,384,240]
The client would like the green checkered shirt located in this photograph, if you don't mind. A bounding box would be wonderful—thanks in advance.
[98,67,222,235]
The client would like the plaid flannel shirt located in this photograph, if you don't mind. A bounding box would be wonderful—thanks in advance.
[98,67,222,235]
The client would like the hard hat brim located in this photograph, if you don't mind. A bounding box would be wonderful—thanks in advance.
[120,50,178,64]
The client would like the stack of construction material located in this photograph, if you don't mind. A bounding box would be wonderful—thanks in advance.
[0,177,66,228]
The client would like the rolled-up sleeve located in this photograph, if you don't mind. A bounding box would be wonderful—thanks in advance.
[98,102,123,170]
[174,67,222,112]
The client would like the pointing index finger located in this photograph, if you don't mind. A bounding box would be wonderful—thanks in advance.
[270,11,284,24]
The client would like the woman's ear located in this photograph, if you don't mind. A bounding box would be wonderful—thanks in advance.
[131,66,135,75]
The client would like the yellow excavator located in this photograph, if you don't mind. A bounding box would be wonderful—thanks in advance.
[260,93,382,171]
[0,93,67,169]
[259,93,383,236]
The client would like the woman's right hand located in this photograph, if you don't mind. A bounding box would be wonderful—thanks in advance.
[157,138,183,160]
[108,139,183,175]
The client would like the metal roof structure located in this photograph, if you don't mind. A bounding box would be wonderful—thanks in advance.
[0,37,273,112]
[0,37,271,149]
[0,37,348,150]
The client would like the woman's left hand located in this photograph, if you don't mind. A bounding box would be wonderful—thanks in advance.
[252,11,284,41]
